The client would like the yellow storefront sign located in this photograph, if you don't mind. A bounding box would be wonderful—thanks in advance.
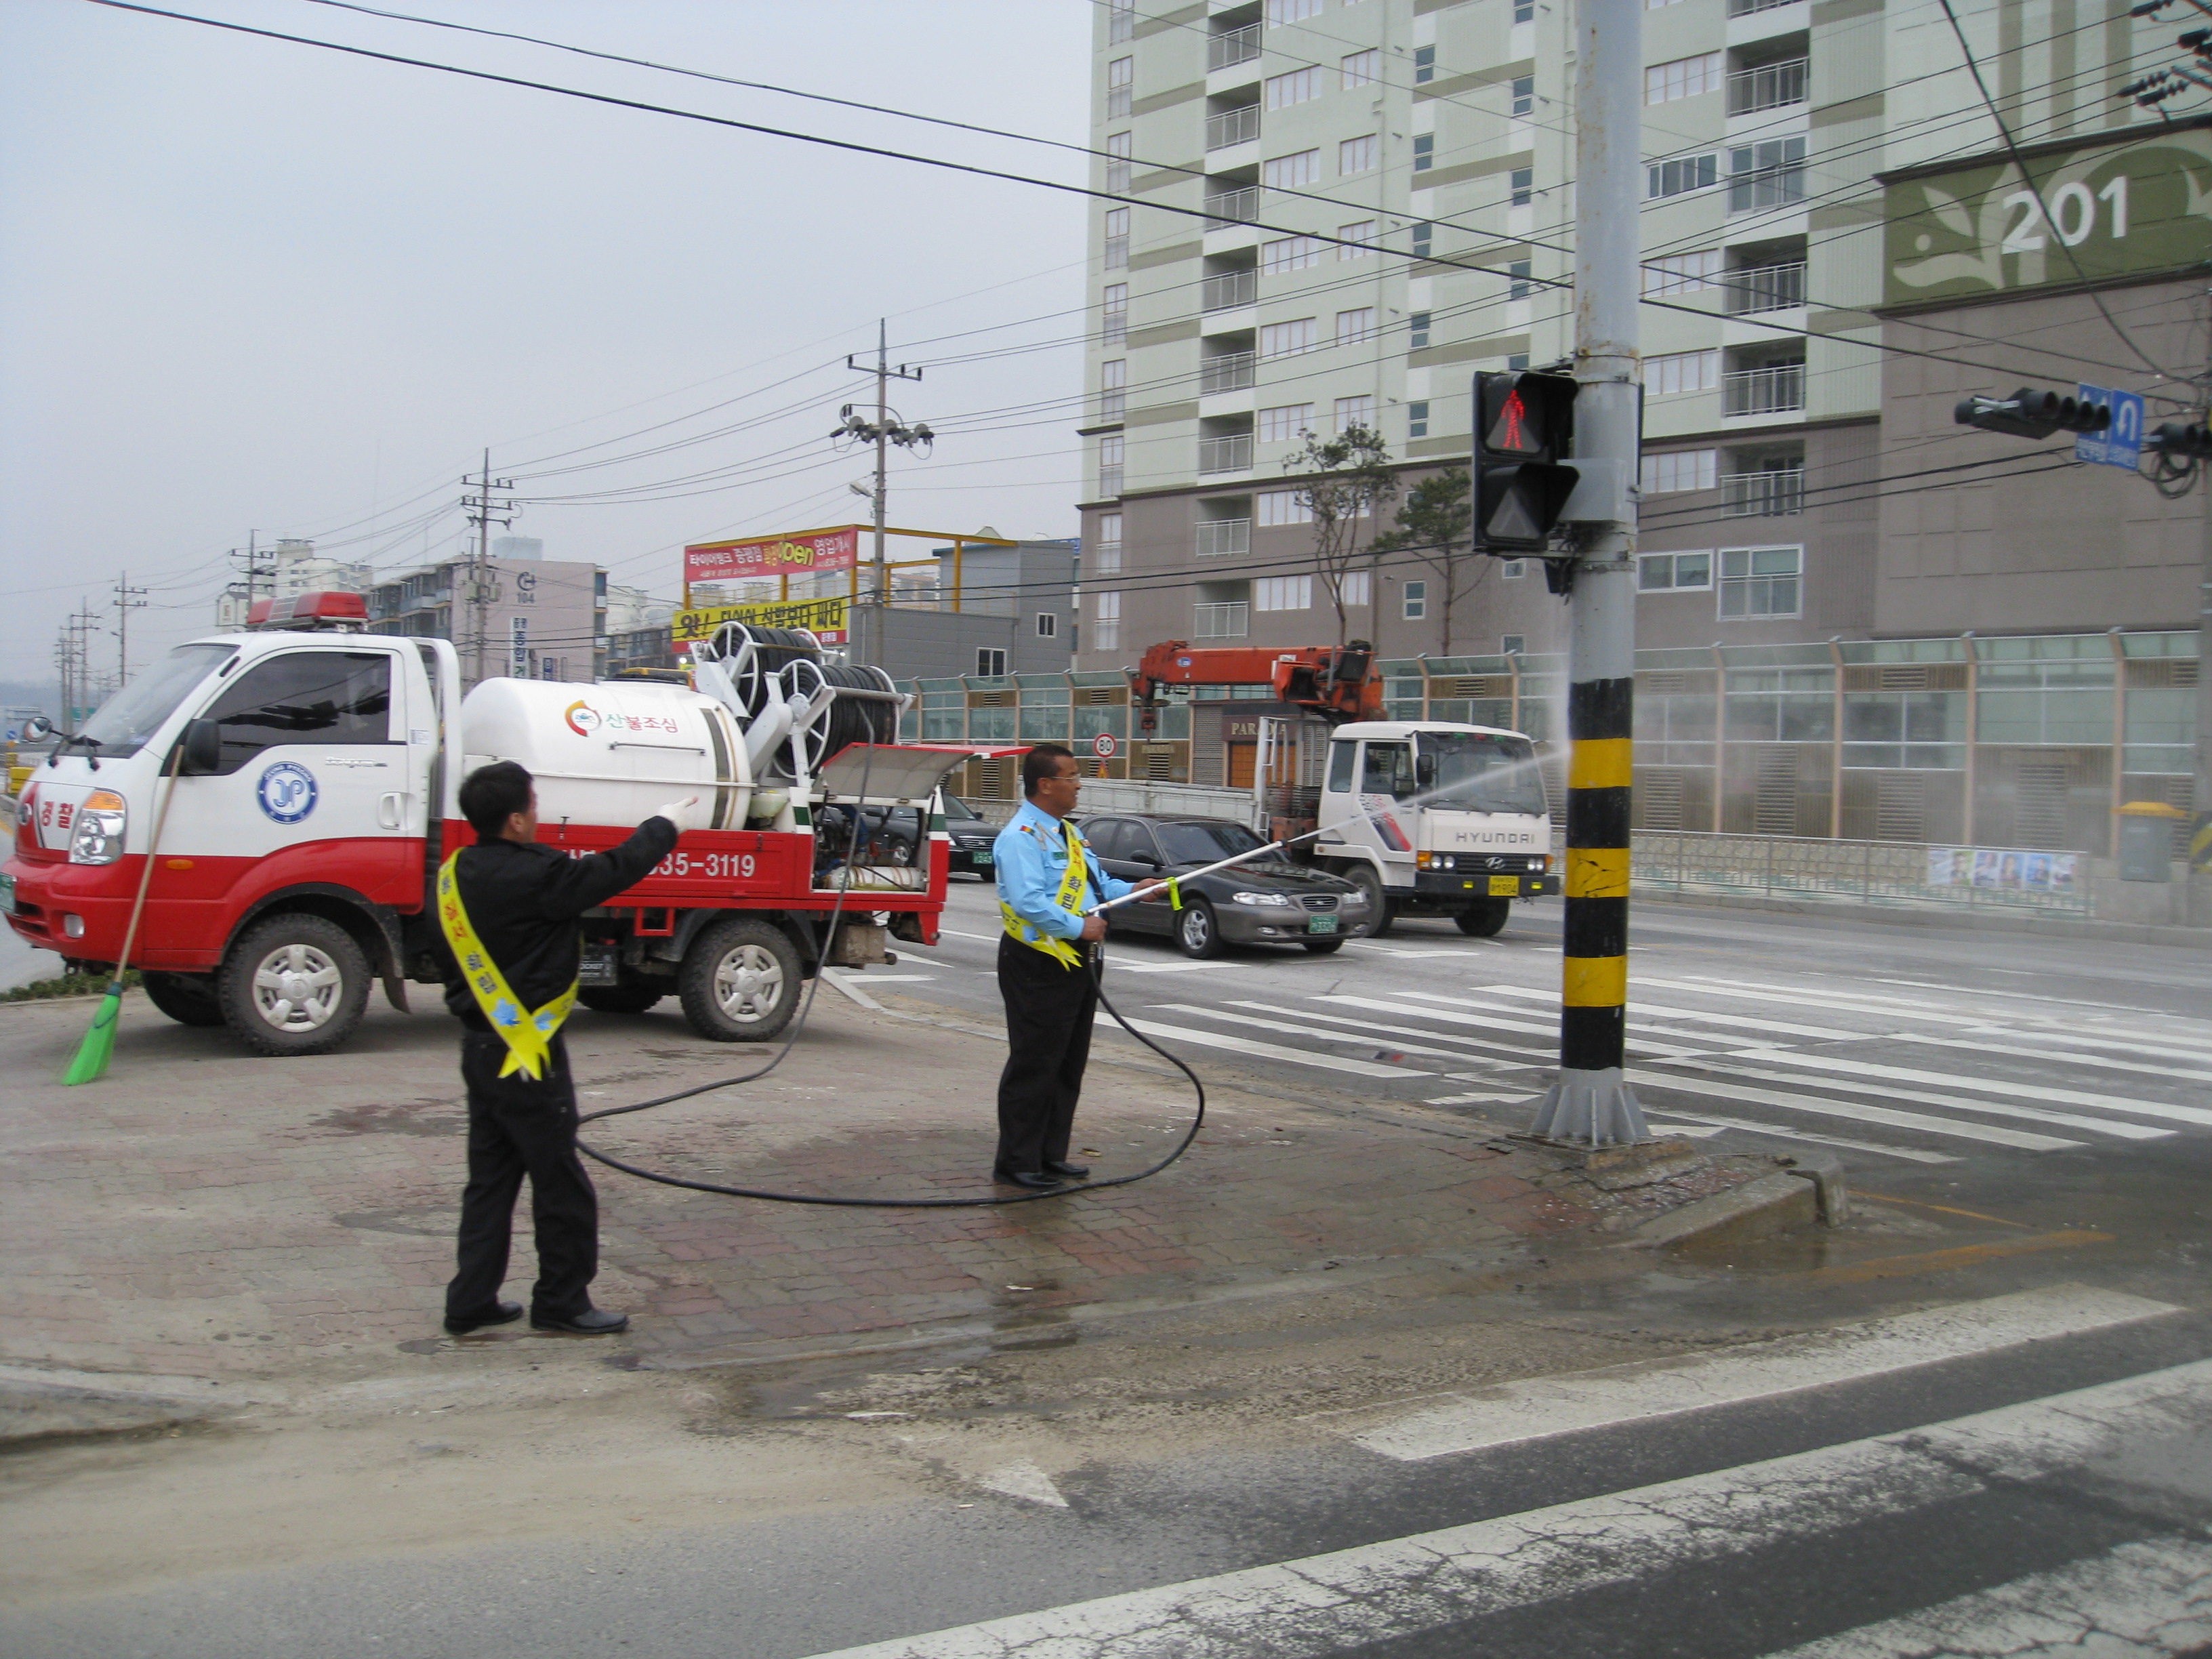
[675,594,850,645]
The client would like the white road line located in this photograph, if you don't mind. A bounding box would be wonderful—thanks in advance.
[1347,994,1733,1058]
[1111,960,1252,975]
[800,1362,2212,1659]
[1114,1019,1422,1080]
[1761,1536,2212,1658]
[1637,1119,1727,1139]
[1312,1286,2177,1461]
[1428,1092,1542,1107]
[2005,1026,2212,1065]
[1673,1058,2174,1142]
[1481,983,1874,1042]
[1258,1002,1561,1064]
[836,974,937,983]
[1153,1004,1509,1065]
[1702,1048,2212,1128]
[1626,1071,2083,1151]
[1646,977,1992,1027]
[937,927,1000,943]
[1893,1033,2212,1087]
[1638,1110,1957,1164]
[1871,977,2183,1018]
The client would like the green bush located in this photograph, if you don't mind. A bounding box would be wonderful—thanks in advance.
[3,970,140,1003]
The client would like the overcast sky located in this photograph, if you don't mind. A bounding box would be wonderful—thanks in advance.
[0,0,1093,699]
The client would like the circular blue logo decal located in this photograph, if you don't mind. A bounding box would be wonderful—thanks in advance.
[256,761,319,824]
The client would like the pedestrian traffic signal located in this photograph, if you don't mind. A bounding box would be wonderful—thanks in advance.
[1473,371,1580,553]
[1953,387,2112,440]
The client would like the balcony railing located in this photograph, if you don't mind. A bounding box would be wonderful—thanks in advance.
[1728,57,1809,115]
[1723,468,1805,516]
[1723,362,1806,417]
[1195,518,1250,558]
[1206,104,1261,150]
[1197,433,1254,472]
[1200,351,1256,394]
[1099,388,1126,420]
[1099,466,1124,497]
[1208,22,1261,71]
[1727,0,1800,14]
[1193,602,1250,638]
[1723,260,1807,314]
[1201,268,1257,310]
[1204,186,1260,229]
[1090,539,1123,575]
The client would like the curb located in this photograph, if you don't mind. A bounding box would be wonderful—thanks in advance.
[0,1364,285,1450]
[1626,1169,1820,1250]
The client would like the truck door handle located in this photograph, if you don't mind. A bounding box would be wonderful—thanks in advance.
[378,792,406,830]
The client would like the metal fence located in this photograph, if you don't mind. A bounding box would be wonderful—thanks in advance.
[1629,830,2095,917]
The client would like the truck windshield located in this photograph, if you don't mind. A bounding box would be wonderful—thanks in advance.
[1155,821,1266,864]
[1416,733,1549,817]
[74,644,236,758]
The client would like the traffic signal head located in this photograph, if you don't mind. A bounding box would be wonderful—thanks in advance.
[1953,386,2112,440]
[2149,419,2212,458]
[1473,371,1580,552]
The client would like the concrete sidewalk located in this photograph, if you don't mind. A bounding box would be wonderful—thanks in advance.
[0,984,1768,1395]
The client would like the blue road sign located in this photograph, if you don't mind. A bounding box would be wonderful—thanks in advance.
[2076,383,2144,469]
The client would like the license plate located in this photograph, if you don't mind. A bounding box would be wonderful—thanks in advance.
[972,850,993,866]
[1307,914,1338,935]
[1488,876,1520,897]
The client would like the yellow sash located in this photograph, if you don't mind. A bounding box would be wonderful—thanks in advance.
[1000,818,1090,970]
[436,852,578,1080]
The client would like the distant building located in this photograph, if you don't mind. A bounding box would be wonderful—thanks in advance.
[367,554,607,691]
[842,537,1078,680]
[491,535,544,562]
[214,539,371,630]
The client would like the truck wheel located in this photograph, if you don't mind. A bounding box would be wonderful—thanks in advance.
[579,983,665,1015]
[1454,899,1511,937]
[680,917,801,1042]
[218,914,371,1057]
[142,970,224,1027]
[1345,864,1396,938]
[1174,899,1225,960]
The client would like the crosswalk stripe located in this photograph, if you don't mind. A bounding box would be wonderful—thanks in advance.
[1247,1002,1561,1065]
[1640,1111,1958,1164]
[1480,982,1873,1042]
[1311,1286,2177,1461]
[1893,1033,2212,1087]
[2009,1025,2212,1064]
[799,1363,2212,1659]
[1649,976,1991,1026]
[1319,994,1719,1059]
[1151,1004,1499,1065]
[1699,1048,2212,1128]
[1759,1535,2212,1658]
[1676,1057,2173,1141]
[1628,1071,2084,1151]
[1114,1019,1419,1079]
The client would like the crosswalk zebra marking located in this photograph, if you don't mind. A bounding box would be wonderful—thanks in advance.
[1648,977,1992,1027]
[1243,1002,1561,1065]
[1695,1048,2212,1129]
[1479,983,1878,1043]
[1639,1110,1958,1164]
[1666,1057,2175,1141]
[1889,1034,2212,1087]
[1113,1019,1420,1080]
[1626,1071,2084,1152]
[1376,991,1761,1057]
[1152,1004,1502,1066]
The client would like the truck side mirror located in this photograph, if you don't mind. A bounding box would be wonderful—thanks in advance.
[20,715,53,743]
[1416,753,1437,787]
[177,718,222,776]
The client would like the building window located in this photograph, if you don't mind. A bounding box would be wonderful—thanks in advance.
[1108,0,1134,43]
[1098,433,1124,497]
[1103,207,1130,269]
[1338,134,1378,174]
[1412,221,1433,258]
[1729,137,1808,212]
[1105,131,1132,195]
[1514,0,1534,20]
[1342,49,1379,89]
[1647,0,1686,7]
[1036,611,1059,638]
[1339,569,1371,606]
[1267,66,1320,108]
[1640,449,1719,493]
[1092,591,1121,651]
[1099,359,1126,422]
[1724,451,1805,516]
[1258,487,1313,526]
[1638,550,1713,590]
[1256,575,1313,611]
[1501,560,1528,579]
[1647,152,1719,199]
[1502,632,1526,653]
[1336,394,1375,432]
[1261,316,1318,357]
[1336,307,1377,344]
[1646,52,1721,104]
[977,647,1008,677]
[1101,283,1128,344]
[1507,353,1529,371]
[1643,249,1721,295]
[1414,44,1436,83]
[1647,348,1721,396]
[1262,234,1323,272]
[1259,403,1313,443]
[1092,511,1123,575]
[1507,260,1533,300]
[1511,75,1534,117]
[1718,546,1803,618]
[1511,166,1533,207]
[1267,0,1324,21]
[1265,148,1322,189]
[1404,579,1428,619]
[1409,310,1431,349]
[1338,220,1376,258]
[1413,134,1435,171]
[1107,56,1133,120]
[1408,399,1430,438]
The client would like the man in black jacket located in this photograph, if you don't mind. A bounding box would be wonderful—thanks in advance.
[438,761,692,1337]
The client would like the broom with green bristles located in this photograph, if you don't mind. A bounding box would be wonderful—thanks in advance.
[62,741,184,1086]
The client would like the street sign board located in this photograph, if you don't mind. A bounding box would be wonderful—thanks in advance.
[2075,383,2144,469]
[1091,732,1118,760]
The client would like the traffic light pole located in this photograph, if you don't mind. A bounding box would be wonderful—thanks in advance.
[1532,0,1649,1147]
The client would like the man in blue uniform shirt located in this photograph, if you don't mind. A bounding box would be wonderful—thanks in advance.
[991,743,1163,1189]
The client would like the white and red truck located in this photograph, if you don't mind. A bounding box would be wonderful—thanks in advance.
[5,593,1005,1056]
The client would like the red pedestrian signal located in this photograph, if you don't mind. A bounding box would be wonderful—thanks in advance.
[1473,371,1579,552]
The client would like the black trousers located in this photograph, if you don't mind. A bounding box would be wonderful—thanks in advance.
[446,1029,599,1322]
[995,934,1099,1175]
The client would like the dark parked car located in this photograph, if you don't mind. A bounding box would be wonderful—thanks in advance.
[942,793,997,878]
[1080,813,1372,958]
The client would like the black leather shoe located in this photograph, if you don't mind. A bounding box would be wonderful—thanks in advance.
[530,1307,630,1335]
[443,1300,523,1336]
[1042,1161,1091,1181]
[993,1169,1065,1190]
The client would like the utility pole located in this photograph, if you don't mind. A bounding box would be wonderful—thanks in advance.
[843,321,927,603]
[228,531,274,621]
[1532,0,1649,1147]
[460,449,517,687]
[112,571,147,686]
[65,600,100,725]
